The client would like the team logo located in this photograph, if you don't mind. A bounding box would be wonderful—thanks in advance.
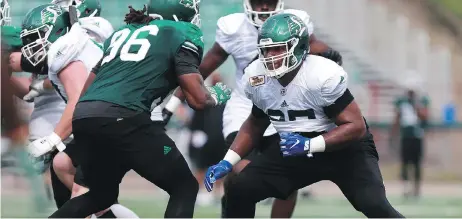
[41,5,62,24]
[180,0,198,10]
[287,15,305,36]
[249,75,265,87]
[280,88,286,96]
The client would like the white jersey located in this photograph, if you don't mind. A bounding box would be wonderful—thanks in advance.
[242,55,349,133]
[29,74,66,141]
[47,17,113,100]
[217,9,314,137]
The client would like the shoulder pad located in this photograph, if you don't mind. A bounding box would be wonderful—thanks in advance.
[283,9,314,36]
[309,55,345,83]
[79,17,114,43]
[48,24,89,73]
[217,13,247,35]
[176,22,204,58]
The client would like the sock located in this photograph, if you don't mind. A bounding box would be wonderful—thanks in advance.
[109,204,139,218]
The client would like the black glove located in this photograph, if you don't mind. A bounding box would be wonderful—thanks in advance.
[318,48,343,66]
[162,108,174,126]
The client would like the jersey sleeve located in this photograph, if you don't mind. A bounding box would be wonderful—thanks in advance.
[178,23,204,61]
[284,9,314,36]
[320,67,353,118]
[47,23,90,73]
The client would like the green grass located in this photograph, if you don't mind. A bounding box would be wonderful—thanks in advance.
[2,195,462,218]
[433,0,462,18]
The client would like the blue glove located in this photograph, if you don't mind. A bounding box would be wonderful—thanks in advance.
[279,132,312,157]
[204,160,232,192]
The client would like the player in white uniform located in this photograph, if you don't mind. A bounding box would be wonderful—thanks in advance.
[19,2,138,218]
[162,0,342,216]
[204,13,404,218]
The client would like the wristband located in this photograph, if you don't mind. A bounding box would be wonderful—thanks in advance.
[309,135,326,153]
[165,96,182,112]
[49,132,66,152]
[223,149,241,166]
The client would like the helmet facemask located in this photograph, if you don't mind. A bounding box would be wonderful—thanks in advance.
[258,37,304,79]
[0,0,11,26]
[244,0,283,27]
[20,24,64,66]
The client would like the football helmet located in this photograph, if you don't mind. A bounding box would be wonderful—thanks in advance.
[147,0,201,28]
[20,4,70,66]
[244,0,284,27]
[257,13,309,78]
[51,0,101,18]
[0,0,11,26]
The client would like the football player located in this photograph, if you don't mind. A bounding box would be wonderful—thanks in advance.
[204,13,404,218]
[50,0,230,217]
[162,0,341,217]
[19,2,138,218]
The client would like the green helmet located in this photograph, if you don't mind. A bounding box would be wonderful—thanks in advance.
[20,4,70,66]
[0,0,11,26]
[257,13,309,78]
[147,0,201,28]
[51,0,101,17]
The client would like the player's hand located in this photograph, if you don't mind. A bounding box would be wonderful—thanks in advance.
[161,108,174,126]
[207,82,232,105]
[279,132,313,157]
[27,132,66,158]
[23,79,46,102]
[319,49,343,66]
[204,160,232,192]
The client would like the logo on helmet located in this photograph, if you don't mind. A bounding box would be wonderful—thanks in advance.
[180,0,197,10]
[287,16,303,36]
[41,5,62,24]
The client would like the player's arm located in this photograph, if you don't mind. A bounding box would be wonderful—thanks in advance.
[176,46,230,110]
[53,61,88,140]
[308,34,329,54]
[204,105,270,192]
[227,105,270,162]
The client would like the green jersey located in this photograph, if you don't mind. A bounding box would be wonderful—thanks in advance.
[1,26,22,52]
[80,20,204,112]
[394,95,430,138]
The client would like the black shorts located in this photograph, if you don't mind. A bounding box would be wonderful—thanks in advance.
[232,132,384,200]
[72,113,194,196]
[400,137,423,164]
[225,132,278,161]
[62,140,86,187]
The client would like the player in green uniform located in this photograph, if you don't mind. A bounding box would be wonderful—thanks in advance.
[50,0,231,218]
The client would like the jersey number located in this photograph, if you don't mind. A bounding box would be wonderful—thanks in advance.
[101,25,159,65]
[267,109,316,122]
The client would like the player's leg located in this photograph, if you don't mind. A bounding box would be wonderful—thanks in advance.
[127,121,198,218]
[222,132,298,218]
[49,151,72,208]
[52,152,76,189]
[71,166,139,218]
[400,138,412,197]
[332,136,404,218]
[222,136,309,218]
[412,137,423,197]
[50,118,127,218]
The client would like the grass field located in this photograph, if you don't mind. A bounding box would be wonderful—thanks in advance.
[2,194,462,218]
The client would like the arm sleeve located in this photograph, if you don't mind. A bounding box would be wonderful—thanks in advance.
[321,69,354,118]
[174,46,201,76]
[251,104,267,118]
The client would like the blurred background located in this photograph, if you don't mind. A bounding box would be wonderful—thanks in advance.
[2,0,462,217]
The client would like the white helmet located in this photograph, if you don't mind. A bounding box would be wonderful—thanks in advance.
[243,0,284,27]
[0,0,11,26]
